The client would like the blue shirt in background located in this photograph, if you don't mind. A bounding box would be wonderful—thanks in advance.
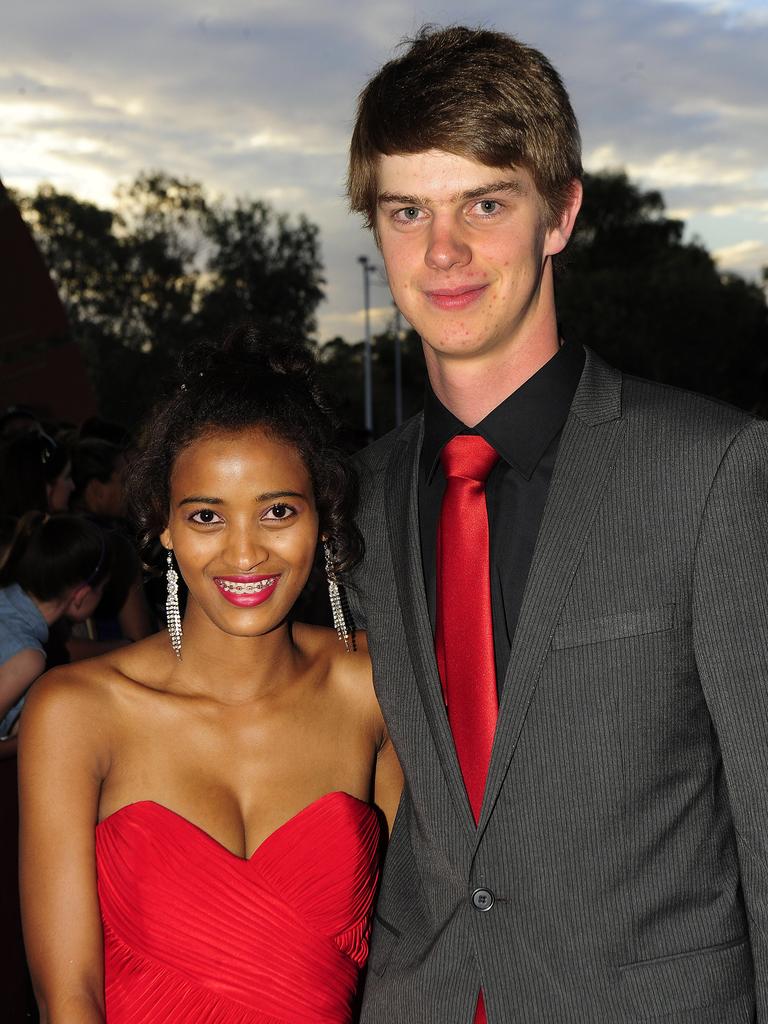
[0,583,48,736]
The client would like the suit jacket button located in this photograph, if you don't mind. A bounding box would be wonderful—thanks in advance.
[472,888,495,911]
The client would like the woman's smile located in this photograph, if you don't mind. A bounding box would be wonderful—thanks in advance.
[213,574,281,606]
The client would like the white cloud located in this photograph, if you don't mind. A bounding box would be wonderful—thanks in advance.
[714,239,768,277]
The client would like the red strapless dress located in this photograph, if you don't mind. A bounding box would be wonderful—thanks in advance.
[95,792,382,1023]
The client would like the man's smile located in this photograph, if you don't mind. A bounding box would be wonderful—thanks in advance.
[424,284,489,311]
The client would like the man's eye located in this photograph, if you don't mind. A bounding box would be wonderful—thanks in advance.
[395,207,422,222]
[190,509,221,524]
[476,200,500,215]
[262,504,295,521]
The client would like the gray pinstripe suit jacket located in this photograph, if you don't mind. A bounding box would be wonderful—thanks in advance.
[351,348,768,1023]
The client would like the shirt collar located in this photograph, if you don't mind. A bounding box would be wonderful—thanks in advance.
[422,340,586,482]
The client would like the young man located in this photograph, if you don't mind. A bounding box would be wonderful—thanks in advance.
[346,25,768,1024]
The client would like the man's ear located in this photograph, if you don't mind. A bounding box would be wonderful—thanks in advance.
[544,179,583,258]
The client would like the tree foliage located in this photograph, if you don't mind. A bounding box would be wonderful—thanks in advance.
[199,199,323,345]
[557,171,768,413]
[318,328,426,444]
[16,173,324,425]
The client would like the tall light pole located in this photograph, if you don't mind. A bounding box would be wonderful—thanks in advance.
[358,255,375,438]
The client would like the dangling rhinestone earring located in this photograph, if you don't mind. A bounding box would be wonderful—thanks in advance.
[324,541,353,652]
[166,549,182,659]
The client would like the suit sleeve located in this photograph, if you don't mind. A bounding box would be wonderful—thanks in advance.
[346,453,370,632]
[693,417,768,1018]
[344,569,368,632]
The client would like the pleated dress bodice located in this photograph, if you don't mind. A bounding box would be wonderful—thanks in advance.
[96,792,382,1023]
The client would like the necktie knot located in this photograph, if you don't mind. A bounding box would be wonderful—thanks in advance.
[440,434,499,483]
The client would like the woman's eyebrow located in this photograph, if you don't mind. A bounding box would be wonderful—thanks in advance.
[178,495,223,506]
[254,490,306,502]
[178,490,305,507]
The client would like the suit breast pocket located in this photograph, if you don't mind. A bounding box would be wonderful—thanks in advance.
[552,604,677,650]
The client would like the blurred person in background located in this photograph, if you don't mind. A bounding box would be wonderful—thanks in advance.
[0,511,111,1024]
[78,416,131,449]
[0,512,111,759]
[68,438,154,646]
[70,440,127,521]
[0,407,41,440]
[0,515,17,564]
[0,432,74,518]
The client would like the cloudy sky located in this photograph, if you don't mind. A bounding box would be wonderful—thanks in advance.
[3,0,767,342]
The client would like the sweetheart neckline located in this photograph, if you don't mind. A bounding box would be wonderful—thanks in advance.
[97,791,375,862]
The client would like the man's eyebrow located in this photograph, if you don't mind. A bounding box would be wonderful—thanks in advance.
[377,179,526,207]
[377,191,428,207]
[458,179,526,202]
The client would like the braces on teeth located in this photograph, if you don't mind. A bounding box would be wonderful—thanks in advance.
[218,578,277,594]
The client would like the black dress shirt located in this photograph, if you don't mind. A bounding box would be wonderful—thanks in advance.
[418,341,585,690]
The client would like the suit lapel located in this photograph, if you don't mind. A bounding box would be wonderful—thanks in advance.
[478,349,626,834]
[383,417,477,835]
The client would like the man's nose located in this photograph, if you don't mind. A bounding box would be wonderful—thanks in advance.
[424,216,471,271]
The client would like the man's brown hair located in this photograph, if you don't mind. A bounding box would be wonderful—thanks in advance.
[348,25,583,230]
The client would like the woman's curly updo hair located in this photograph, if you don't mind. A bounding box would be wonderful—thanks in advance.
[127,325,362,574]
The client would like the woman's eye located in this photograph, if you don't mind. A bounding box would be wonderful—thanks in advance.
[262,503,296,522]
[190,509,221,525]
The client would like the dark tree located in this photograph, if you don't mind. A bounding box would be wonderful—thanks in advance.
[557,171,768,413]
[318,328,426,443]
[16,174,325,425]
[199,199,324,343]
[18,185,124,339]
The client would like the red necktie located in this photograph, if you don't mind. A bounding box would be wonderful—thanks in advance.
[435,434,499,822]
[435,435,498,1024]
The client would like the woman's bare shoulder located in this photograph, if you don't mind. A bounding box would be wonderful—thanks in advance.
[19,663,114,772]
[98,630,178,686]
[331,630,372,686]
[293,621,370,673]
[293,623,379,723]
[23,631,175,727]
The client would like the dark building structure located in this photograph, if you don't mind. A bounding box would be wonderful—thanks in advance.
[0,179,96,424]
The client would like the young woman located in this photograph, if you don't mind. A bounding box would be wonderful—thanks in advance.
[0,513,111,759]
[19,330,402,1024]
